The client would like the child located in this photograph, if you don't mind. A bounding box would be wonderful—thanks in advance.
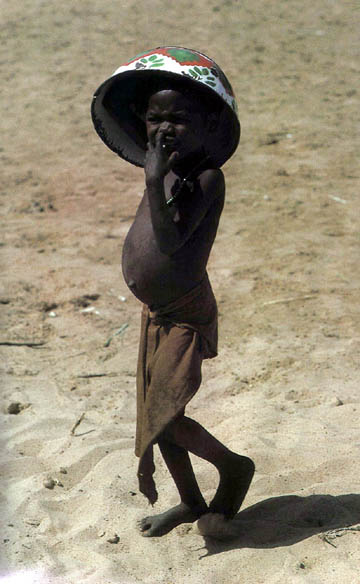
[92,47,255,537]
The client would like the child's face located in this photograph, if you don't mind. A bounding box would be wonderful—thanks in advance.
[145,90,208,161]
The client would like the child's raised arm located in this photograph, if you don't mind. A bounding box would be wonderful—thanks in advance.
[145,132,224,256]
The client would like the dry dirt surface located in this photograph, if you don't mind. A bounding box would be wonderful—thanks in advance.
[1,1,359,583]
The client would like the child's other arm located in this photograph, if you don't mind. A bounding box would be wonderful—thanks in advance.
[145,133,225,255]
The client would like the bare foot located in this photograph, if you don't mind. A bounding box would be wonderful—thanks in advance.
[139,502,208,537]
[209,454,255,519]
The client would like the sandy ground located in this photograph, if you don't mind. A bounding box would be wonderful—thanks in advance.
[1,1,360,583]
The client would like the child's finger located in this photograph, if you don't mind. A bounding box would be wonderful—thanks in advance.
[168,151,179,167]
[155,130,166,151]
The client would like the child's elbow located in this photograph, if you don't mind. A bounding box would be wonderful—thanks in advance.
[155,225,187,255]
[158,239,182,256]
[156,230,185,255]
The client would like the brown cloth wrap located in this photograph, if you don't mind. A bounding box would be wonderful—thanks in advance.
[135,273,218,504]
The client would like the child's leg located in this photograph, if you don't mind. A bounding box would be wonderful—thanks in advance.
[158,439,207,510]
[139,439,208,537]
[163,416,255,519]
[139,416,254,537]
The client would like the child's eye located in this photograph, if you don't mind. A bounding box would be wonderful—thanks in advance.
[172,117,189,125]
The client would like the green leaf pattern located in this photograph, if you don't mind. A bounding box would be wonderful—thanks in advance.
[135,55,217,88]
[187,67,217,88]
[138,55,165,68]
[130,52,237,111]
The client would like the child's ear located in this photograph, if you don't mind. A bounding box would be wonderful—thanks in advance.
[206,113,219,133]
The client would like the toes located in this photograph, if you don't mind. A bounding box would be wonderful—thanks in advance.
[141,528,154,537]
[138,517,151,532]
[138,516,162,537]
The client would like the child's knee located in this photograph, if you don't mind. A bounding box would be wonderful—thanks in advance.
[240,455,255,476]
[161,412,185,440]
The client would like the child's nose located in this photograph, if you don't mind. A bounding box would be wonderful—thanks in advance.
[159,121,174,133]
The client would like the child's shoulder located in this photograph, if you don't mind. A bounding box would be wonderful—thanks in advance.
[197,167,225,203]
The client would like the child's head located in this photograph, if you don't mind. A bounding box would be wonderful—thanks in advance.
[140,77,223,161]
[92,47,240,168]
[145,88,210,162]
[137,75,222,123]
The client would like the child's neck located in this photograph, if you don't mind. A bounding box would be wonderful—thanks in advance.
[165,150,212,208]
[173,148,208,178]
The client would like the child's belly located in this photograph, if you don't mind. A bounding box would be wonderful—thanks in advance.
[122,223,202,308]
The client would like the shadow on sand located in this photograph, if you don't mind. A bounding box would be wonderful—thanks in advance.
[197,493,360,556]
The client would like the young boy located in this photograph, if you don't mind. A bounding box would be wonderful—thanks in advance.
[92,47,255,537]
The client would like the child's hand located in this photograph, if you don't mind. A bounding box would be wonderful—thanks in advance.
[145,130,179,183]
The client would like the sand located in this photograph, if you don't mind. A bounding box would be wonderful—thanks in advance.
[1,1,359,582]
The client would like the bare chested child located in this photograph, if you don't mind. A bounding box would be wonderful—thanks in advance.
[92,47,255,537]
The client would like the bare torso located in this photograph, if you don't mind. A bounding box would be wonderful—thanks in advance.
[122,181,224,308]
